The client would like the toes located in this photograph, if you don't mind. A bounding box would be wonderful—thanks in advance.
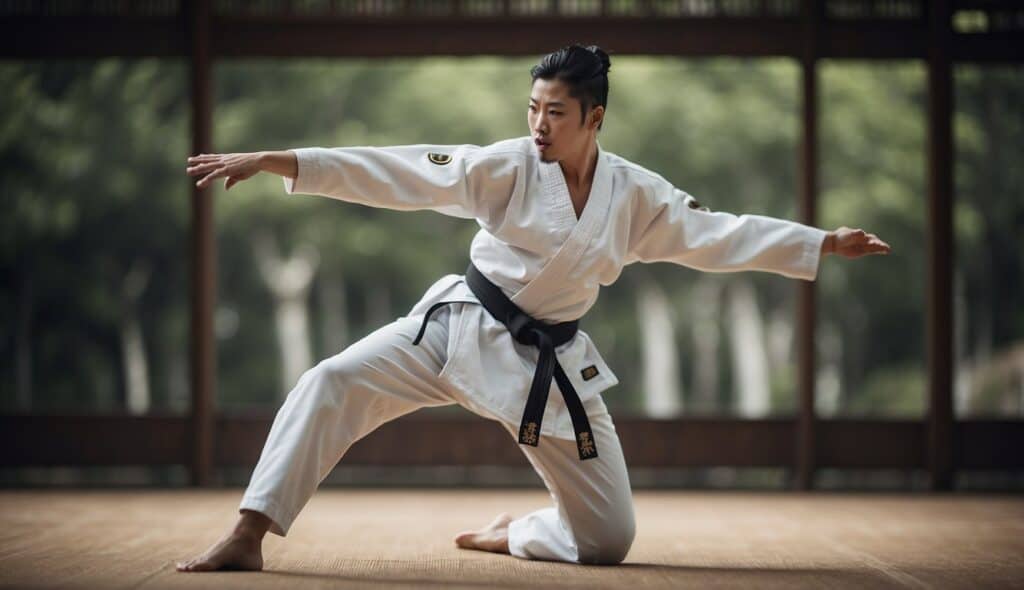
[188,559,219,572]
[176,556,216,572]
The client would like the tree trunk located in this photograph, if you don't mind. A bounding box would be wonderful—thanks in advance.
[816,320,843,416]
[637,277,682,417]
[319,269,350,355]
[253,231,320,398]
[366,280,393,329]
[120,258,152,414]
[727,279,770,417]
[689,277,722,413]
[15,273,32,410]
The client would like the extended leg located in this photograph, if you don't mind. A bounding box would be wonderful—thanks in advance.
[177,306,456,572]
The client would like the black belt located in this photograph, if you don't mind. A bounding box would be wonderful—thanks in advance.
[411,262,598,461]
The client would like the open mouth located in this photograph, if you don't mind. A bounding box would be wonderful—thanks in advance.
[535,138,551,150]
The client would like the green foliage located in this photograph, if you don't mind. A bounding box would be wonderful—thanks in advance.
[1,56,1020,419]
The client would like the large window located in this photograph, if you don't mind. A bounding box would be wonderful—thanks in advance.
[209,57,802,419]
[0,60,191,416]
[818,61,928,418]
[598,57,802,418]
[953,65,1024,418]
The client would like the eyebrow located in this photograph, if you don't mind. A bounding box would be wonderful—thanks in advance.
[529,97,566,107]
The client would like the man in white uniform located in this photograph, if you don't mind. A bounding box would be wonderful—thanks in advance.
[178,45,891,572]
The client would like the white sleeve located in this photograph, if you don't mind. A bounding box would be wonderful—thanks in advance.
[281,143,522,220]
[626,183,829,282]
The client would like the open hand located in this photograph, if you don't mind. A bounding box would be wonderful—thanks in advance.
[186,152,263,191]
[826,226,891,258]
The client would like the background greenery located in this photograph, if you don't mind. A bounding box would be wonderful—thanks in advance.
[1,57,1020,420]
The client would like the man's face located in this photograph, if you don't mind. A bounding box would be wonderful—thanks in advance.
[527,78,601,163]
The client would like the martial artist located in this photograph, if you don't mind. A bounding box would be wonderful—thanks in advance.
[177,44,891,572]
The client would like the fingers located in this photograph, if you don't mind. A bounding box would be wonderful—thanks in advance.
[843,232,891,257]
[196,166,227,189]
[868,237,891,254]
[860,232,890,254]
[185,161,221,177]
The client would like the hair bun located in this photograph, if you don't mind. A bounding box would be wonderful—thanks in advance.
[587,45,611,75]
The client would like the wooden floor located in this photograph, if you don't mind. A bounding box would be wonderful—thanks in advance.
[1,489,1022,589]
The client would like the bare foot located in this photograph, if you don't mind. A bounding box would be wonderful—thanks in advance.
[176,531,263,572]
[454,512,514,554]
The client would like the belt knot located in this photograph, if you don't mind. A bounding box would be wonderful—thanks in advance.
[508,313,543,346]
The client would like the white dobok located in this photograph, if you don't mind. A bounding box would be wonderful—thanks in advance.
[281,135,826,439]
[239,135,828,565]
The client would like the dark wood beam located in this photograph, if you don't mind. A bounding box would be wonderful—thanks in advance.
[211,17,805,58]
[6,415,1019,471]
[794,0,821,492]
[818,20,929,59]
[2,14,1020,62]
[816,419,927,469]
[188,0,216,487]
[217,415,800,468]
[0,416,189,466]
[951,34,1024,63]
[954,420,1024,470]
[926,0,955,491]
[0,16,188,58]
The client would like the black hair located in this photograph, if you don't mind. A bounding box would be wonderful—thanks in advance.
[530,44,611,131]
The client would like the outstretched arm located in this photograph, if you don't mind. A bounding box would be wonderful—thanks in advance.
[186,143,523,221]
[627,183,891,281]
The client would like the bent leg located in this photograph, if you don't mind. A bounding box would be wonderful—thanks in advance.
[504,410,636,565]
[240,306,457,536]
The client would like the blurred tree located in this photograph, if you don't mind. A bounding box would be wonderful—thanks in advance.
[3,56,1019,422]
[0,60,190,414]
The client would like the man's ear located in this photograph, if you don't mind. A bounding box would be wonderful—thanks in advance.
[589,105,604,130]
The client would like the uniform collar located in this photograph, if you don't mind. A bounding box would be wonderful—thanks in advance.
[513,140,612,314]
[538,139,607,227]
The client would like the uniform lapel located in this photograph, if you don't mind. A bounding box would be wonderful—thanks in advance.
[511,140,612,314]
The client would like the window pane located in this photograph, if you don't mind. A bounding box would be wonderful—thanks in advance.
[597,57,802,418]
[0,59,191,415]
[212,58,532,411]
[953,65,1024,418]
[210,57,801,419]
[818,61,927,418]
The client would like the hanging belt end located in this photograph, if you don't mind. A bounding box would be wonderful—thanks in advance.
[411,301,450,346]
[577,431,598,460]
[519,421,540,446]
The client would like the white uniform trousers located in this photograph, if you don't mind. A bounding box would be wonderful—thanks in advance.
[239,303,636,565]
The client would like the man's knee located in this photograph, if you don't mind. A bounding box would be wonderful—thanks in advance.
[289,357,357,404]
[576,515,636,565]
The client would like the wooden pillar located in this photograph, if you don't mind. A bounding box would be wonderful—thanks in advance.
[926,0,955,490]
[188,0,215,487]
[794,0,821,491]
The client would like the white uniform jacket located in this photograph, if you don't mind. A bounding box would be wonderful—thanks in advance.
[283,136,829,440]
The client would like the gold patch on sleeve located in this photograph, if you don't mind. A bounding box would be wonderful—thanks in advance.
[687,198,710,212]
[427,152,452,165]
[581,365,599,381]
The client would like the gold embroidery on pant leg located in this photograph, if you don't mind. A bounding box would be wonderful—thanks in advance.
[521,422,539,445]
[578,431,595,457]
